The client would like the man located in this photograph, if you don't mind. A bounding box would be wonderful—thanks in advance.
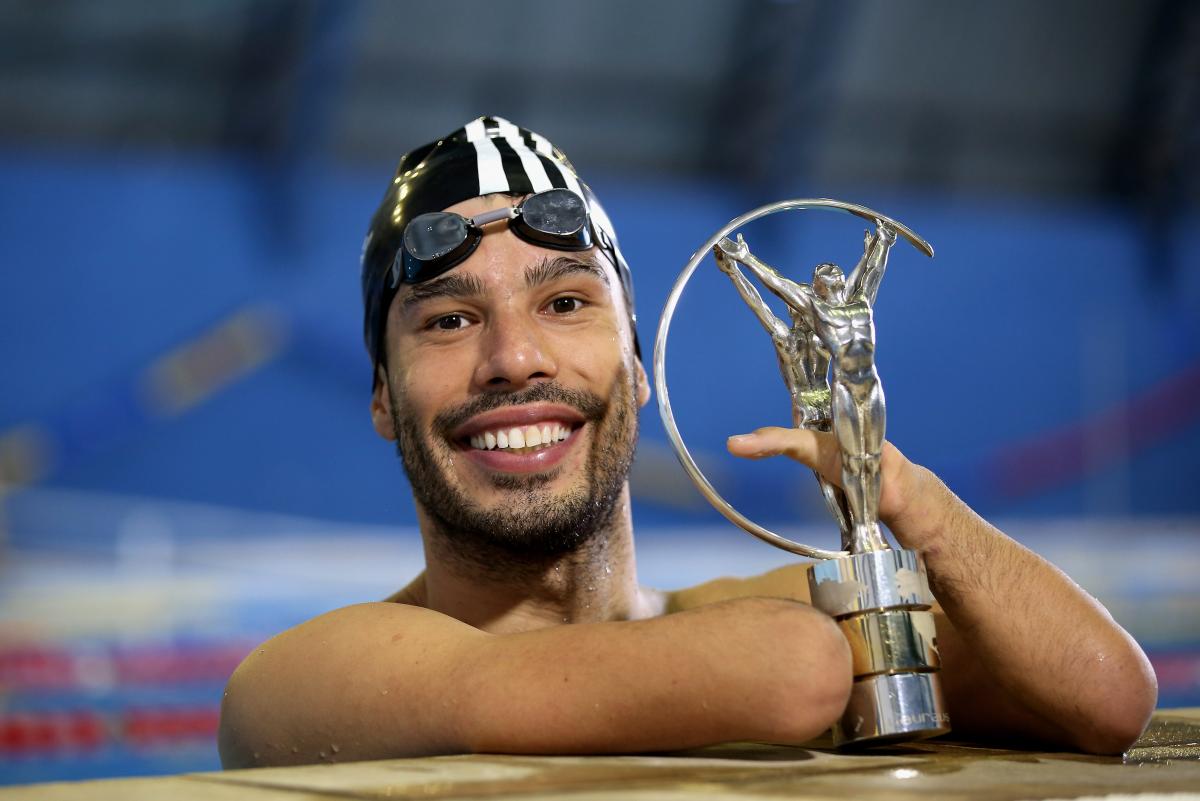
[218,117,1156,768]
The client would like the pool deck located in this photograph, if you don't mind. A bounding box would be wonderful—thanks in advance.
[6,708,1199,800]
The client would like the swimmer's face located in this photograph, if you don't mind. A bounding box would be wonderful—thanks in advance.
[370,194,649,553]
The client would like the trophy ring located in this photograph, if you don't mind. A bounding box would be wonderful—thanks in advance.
[653,198,932,559]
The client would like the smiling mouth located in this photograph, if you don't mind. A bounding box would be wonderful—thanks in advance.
[463,422,579,455]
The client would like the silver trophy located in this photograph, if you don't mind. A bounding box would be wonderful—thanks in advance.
[654,199,951,747]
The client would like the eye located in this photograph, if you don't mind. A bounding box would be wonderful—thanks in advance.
[548,296,583,314]
[431,313,472,331]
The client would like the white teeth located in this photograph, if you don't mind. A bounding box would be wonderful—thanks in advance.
[468,422,575,451]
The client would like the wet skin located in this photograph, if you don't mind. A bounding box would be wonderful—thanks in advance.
[370,193,650,564]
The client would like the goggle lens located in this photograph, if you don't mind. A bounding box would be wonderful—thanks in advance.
[403,212,472,262]
[519,189,587,238]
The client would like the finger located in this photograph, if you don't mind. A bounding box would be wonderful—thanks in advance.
[727,426,811,460]
[727,426,843,483]
[727,430,924,531]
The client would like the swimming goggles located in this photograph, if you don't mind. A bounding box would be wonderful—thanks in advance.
[392,188,606,286]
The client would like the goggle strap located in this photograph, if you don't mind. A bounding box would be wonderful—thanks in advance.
[469,206,519,227]
[389,251,402,288]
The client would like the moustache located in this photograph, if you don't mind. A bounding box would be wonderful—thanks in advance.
[433,382,609,436]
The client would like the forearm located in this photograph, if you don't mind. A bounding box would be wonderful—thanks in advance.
[455,597,852,754]
[726,426,1156,753]
[884,465,1157,752]
[223,598,851,767]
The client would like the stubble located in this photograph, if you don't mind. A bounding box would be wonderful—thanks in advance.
[388,366,639,577]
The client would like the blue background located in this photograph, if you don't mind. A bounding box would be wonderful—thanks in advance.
[1,0,1198,785]
[2,155,1197,525]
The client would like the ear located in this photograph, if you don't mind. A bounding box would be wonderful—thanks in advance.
[634,357,651,408]
[370,367,397,441]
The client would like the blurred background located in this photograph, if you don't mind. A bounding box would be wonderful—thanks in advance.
[1,0,1197,785]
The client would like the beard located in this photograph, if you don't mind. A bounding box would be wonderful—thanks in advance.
[388,365,639,566]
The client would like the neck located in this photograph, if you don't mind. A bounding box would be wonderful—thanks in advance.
[414,486,660,634]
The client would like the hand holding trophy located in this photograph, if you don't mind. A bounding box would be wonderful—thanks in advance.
[654,199,951,746]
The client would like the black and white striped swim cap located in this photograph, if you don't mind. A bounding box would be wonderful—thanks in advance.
[361,116,636,378]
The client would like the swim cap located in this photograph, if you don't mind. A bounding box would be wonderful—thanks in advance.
[361,116,637,382]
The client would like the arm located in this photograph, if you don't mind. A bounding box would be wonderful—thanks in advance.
[846,226,897,305]
[726,427,1157,754]
[715,247,791,340]
[218,596,852,767]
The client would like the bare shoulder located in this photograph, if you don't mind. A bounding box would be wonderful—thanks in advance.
[219,602,483,768]
[666,563,813,612]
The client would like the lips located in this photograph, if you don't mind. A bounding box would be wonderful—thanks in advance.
[451,403,586,473]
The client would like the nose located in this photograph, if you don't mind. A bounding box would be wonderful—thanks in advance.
[472,310,558,390]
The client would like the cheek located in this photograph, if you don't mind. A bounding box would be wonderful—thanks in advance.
[395,354,472,420]
[554,333,622,384]
[558,307,629,364]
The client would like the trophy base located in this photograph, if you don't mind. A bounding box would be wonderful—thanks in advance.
[835,671,950,747]
[807,548,952,748]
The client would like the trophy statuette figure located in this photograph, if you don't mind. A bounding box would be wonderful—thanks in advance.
[654,199,951,747]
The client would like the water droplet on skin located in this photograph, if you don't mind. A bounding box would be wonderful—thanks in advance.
[381,689,389,695]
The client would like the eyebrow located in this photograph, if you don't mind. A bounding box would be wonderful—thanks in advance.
[401,272,488,310]
[400,254,610,312]
[525,254,610,289]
